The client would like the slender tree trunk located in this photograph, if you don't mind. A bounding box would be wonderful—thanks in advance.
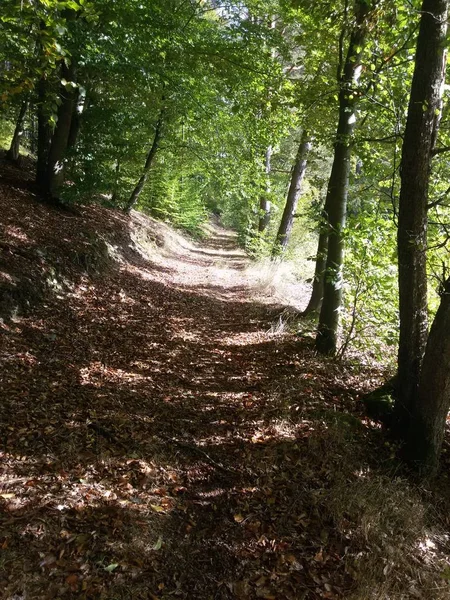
[258,145,272,232]
[36,75,52,188]
[111,156,121,205]
[7,97,29,162]
[30,113,37,156]
[46,60,77,198]
[273,130,312,255]
[404,277,450,473]
[316,0,370,355]
[126,108,165,213]
[36,20,52,188]
[303,224,328,316]
[67,87,81,150]
[393,0,448,436]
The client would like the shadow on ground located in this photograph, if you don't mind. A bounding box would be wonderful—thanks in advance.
[2,161,446,600]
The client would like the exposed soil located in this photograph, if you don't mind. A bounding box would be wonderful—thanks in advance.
[1,161,449,600]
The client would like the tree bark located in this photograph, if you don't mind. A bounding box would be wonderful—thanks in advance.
[303,223,328,316]
[111,156,122,205]
[36,19,52,189]
[258,145,272,232]
[273,130,312,255]
[404,277,450,473]
[36,75,52,189]
[67,87,81,150]
[46,59,78,198]
[316,0,370,355]
[126,107,165,213]
[393,0,448,436]
[7,97,29,162]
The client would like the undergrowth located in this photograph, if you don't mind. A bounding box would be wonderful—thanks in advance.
[306,422,450,600]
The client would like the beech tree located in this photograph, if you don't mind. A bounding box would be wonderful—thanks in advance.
[258,146,273,233]
[388,0,449,473]
[127,104,165,213]
[316,0,373,355]
[6,97,28,162]
[405,276,450,472]
[272,130,312,254]
[45,56,78,198]
[392,0,448,438]
[302,216,328,316]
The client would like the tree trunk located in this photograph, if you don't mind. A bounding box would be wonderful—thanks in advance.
[29,113,37,156]
[111,156,122,205]
[46,59,77,198]
[303,224,328,316]
[126,107,165,213]
[36,75,52,189]
[258,145,272,232]
[393,0,448,436]
[67,87,81,150]
[273,130,312,255]
[36,19,52,188]
[316,0,370,355]
[7,97,29,162]
[404,277,450,473]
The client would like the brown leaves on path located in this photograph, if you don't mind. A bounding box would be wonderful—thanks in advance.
[1,161,447,600]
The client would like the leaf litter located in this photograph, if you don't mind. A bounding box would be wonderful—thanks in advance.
[1,159,450,599]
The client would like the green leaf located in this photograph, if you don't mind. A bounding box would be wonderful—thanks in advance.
[153,536,163,551]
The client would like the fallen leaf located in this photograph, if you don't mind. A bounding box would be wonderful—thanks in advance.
[153,536,163,551]
[66,574,79,591]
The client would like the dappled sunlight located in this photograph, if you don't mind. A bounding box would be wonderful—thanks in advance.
[244,257,311,311]
[5,225,33,243]
[79,363,151,387]
[218,330,268,346]
[1,178,450,600]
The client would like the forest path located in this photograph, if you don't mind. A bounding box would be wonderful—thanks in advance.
[1,194,372,600]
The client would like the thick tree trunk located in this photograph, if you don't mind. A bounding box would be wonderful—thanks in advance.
[303,225,328,316]
[316,1,369,355]
[404,277,450,473]
[393,0,448,436]
[36,75,52,189]
[46,60,77,198]
[126,108,165,213]
[273,131,312,255]
[258,145,272,232]
[7,98,29,162]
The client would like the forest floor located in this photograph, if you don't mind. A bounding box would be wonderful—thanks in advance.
[1,159,450,600]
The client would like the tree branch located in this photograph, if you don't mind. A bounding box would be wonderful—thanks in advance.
[432,145,450,156]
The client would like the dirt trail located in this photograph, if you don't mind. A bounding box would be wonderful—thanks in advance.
[0,189,372,600]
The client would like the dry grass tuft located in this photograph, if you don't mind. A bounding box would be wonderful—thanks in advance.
[243,257,311,310]
[130,210,196,260]
[305,423,450,600]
